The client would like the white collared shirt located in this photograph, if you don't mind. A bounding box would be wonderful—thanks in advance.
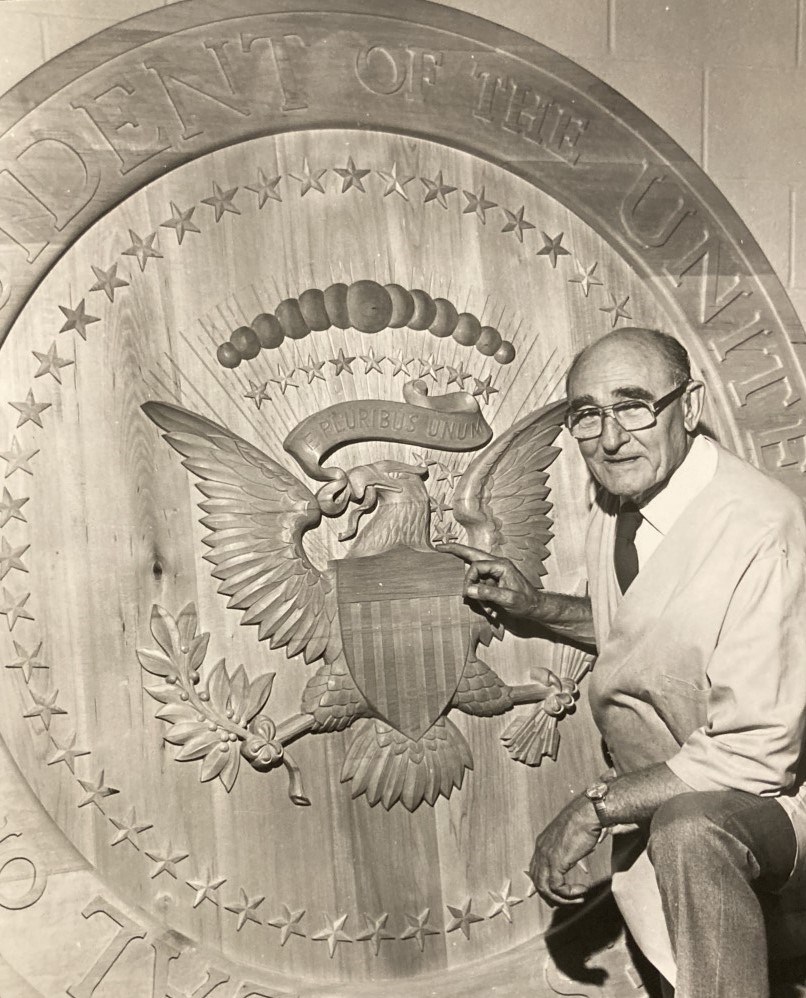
[631,434,718,570]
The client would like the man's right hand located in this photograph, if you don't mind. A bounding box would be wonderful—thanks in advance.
[437,542,539,617]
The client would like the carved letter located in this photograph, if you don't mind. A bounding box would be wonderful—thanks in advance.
[0,170,55,261]
[239,34,308,111]
[235,984,297,998]
[706,311,770,363]
[758,420,806,472]
[166,968,231,998]
[71,79,172,174]
[355,45,407,96]
[472,66,503,123]
[144,42,252,141]
[548,110,589,165]
[405,48,443,102]
[15,136,101,231]
[620,161,694,249]
[664,232,752,325]
[0,855,45,910]
[728,356,799,408]
[67,896,146,998]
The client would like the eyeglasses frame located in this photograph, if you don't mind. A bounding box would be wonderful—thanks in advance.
[564,380,693,440]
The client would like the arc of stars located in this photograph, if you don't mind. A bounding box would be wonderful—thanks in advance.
[312,913,352,958]
[246,169,282,208]
[290,157,327,197]
[225,888,265,931]
[445,897,484,939]
[59,299,100,339]
[0,537,29,580]
[329,348,355,376]
[77,770,119,810]
[536,231,571,268]
[10,390,51,429]
[377,162,414,200]
[501,205,535,242]
[418,354,443,380]
[421,170,457,209]
[360,348,384,374]
[109,807,153,847]
[472,374,499,404]
[187,869,227,907]
[300,355,326,383]
[5,639,45,683]
[0,587,33,630]
[32,343,74,383]
[160,202,200,244]
[399,908,439,951]
[89,263,129,301]
[271,370,298,395]
[201,182,240,221]
[599,293,633,327]
[446,365,471,388]
[568,261,604,297]
[389,354,415,377]
[22,687,65,729]
[145,841,189,879]
[268,904,306,945]
[46,732,90,775]
[356,913,394,956]
[487,880,523,923]
[334,156,370,193]
[1,438,38,478]
[244,381,270,409]
[122,230,162,272]
[462,186,497,224]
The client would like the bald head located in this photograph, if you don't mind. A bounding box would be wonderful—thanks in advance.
[566,328,691,396]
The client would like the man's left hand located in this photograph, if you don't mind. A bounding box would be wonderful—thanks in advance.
[529,797,602,906]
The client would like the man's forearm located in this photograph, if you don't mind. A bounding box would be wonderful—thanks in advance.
[594,762,692,827]
[527,591,596,648]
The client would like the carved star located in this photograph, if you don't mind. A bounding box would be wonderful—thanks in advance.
[487,880,523,923]
[246,169,283,208]
[360,348,384,374]
[329,349,355,376]
[446,897,484,939]
[445,365,471,388]
[89,263,129,301]
[421,170,456,209]
[187,868,227,907]
[10,390,50,429]
[5,640,45,683]
[46,732,90,775]
[334,156,370,193]
[312,913,352,957]
[377,162,415,200]
[599,293,633,327]
[411,452,437,467]
[501,206,535,242]
[523,871,538,898]
[300,355,326,383]
[418,353,443,380]
[399,908,439,951]
[225,888,265,931]
[429,495,452,517]
[0,588,33,630]
[270,370,298,395]
[462,186,497,223]
[244,380,270,409]
[0,488,28,528]
[356,913,394,956]
[159,201,200,244]
[0,438,38,478]
[0,537,29,580]
[23,687,66,729]
[32,342,74,383]
[536,231,571,268]
[77,770,119,810]
[122,230,162,271]
[290,157,326,197]
[472,374,499,404]
[268,904,306,945]
[568,261,604,297]
[432,523,458,544]
[58,299,100,339]
[201,182,240,221]
[446,468,462,486]
[389,355,415,377]
[145,841,189,879]
[109,807,153,847]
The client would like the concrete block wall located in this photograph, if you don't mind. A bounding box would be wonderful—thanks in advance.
[0,0,804,326]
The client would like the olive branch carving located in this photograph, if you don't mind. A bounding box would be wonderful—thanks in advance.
[137,604,309,804]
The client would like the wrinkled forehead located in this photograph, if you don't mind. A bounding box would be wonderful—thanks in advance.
[566,337,672,405]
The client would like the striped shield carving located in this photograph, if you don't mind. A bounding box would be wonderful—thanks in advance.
[335,549,473,740]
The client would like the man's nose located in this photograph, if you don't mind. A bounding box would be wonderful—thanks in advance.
[600,412,630,451]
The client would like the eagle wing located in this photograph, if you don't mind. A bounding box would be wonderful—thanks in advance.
[143,401,339,665]
[452,398,566,588]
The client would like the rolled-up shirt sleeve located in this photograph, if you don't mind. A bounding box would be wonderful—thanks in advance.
[667,531,806,796]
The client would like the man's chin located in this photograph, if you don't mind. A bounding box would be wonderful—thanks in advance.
[596,461,651,499]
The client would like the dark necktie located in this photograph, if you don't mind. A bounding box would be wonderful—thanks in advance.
[614,502,642,594]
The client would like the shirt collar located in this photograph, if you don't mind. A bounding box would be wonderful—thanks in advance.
[635,434,718,536]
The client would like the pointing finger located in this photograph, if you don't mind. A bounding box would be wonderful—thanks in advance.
[436,542,493,564]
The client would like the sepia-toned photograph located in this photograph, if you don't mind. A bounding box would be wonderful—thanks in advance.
[0,1,803,995]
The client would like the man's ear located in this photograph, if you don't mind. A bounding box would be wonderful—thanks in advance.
[682,381,705,431]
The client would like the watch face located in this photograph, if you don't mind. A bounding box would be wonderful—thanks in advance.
[587,783,609,801]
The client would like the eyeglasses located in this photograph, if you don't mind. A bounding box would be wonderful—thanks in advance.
[565,381,691,441]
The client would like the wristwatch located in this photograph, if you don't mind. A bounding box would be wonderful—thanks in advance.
[584,780,610,826]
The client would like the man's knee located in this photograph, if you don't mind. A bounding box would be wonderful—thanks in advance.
[648,792,736,875]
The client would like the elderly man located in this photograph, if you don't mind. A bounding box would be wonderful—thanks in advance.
[443,327,806,998]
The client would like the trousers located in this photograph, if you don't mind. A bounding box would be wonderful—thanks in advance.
[612,790,797,998]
